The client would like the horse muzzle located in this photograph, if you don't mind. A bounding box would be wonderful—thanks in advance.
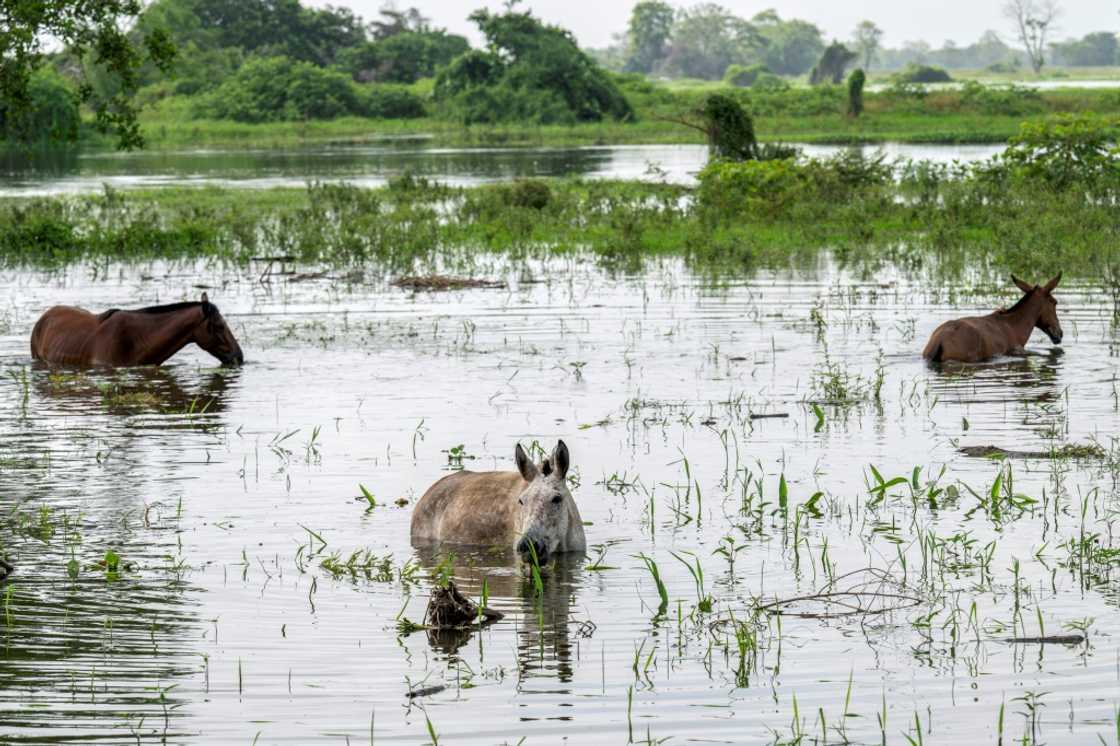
[516,537,550,567]
[1046,329,1063,345]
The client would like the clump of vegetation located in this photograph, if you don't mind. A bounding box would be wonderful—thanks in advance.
[723,64,771,88]
[505,180,552,210]
[846,68,866,118]
[194,57,425,122]
[665,94,758,161]
[433,8,632,125]
[809,42,857,85]
[895,64,952,83]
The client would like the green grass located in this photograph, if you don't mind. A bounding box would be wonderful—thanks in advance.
[74,81,1120,151]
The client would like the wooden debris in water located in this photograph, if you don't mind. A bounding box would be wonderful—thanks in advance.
[1004,634,1085,645]
[392,275,506,291]
[0,558,12,581]
[959,443,1105,460]
[424,581,503,628]
[755,568,921,618]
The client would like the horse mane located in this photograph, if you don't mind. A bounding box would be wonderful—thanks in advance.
[996,291,1034,316]
[133,300,216,317]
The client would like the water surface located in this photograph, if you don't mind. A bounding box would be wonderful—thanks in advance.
[0,259,1117,744]
[0,142,1005,197]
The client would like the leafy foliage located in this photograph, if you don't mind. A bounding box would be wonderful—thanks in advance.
[1,0,175,148]
[809,42,857,85]
[723,64,771,88]
[623,1,675,74]
[194,56,424,122]
[847,69,866,118]
[434,8,632,125]
[0,68,80,145]
[336,32,468,84]
[895,64,952,84]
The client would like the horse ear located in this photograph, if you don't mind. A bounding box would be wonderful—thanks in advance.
[515,443,538,482]
[1011,275,1034,294]
[1043,272,1062,293]
[552,440,570,480]
[201,292,209,303]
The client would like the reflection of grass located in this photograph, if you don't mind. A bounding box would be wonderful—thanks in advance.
[99,386,161,410]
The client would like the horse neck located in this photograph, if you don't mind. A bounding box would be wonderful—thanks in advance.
[127,308,205,365]
[999,294,1041,346]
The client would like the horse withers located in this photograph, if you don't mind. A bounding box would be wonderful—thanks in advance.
[922,274,1063,363]
[31,292,244,367]
[410,440,586,566]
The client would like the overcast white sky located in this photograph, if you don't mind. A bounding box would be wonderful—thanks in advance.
[306,1,1116,49]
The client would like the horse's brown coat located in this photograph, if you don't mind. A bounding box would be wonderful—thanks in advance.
[923,274,1063,363]
[30,294,243,367]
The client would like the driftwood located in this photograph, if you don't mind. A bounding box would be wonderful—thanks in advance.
[1003,634,1085,645]
[0,558,11,581]
[392,275,506,291]
[757,568,921,619]
[424,581,503,628]
[959,444,1104,460]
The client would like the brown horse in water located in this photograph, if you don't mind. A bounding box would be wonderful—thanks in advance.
[923,274,1063,363]
[31,293,244,367]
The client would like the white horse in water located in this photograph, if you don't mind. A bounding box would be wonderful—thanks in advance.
[410,440,586,565]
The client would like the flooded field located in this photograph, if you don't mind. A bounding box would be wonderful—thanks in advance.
[0,142,1004,197]
[1,257,1119,744]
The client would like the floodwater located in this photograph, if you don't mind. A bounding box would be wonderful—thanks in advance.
[0,141,1004,196]
[1,257,1118,744]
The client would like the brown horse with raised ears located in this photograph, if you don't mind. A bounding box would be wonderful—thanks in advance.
[923,274,1063,363]
[31,293,244,367]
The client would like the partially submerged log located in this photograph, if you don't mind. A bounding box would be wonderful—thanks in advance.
[424,581,503,629]
[959,444,1104,460]
[392,275,505,291]
[0,558,12,581]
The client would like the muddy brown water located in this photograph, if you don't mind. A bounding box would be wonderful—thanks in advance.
[0,259,1118,744]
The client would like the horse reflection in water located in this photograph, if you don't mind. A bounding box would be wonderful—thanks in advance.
[412,547,584,686]
[32,366,238,418]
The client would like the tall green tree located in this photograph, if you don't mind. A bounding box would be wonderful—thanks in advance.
[623,1,675,73]
[660,3,763,80]
[1,0,175,148]
[753,11,824,75]
[435,7,632,124]
[851,20,884,70]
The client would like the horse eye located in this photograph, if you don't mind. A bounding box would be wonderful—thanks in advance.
[551,494,562,504]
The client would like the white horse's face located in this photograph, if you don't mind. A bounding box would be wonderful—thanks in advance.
[513,441,574,566]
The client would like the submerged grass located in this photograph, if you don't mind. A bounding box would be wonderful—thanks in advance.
[1,155,1117,283]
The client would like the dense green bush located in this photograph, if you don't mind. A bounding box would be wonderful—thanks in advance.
[723,64,771,88]
[336,31,469,84]
[895,64,952,83]
[362,86,426,119]
[958,81,1044,116]
[0,68,81,145]
[195,56,383,121]
[434,9,633,125]
[1000,114,1120,188]
[847,69,865,117]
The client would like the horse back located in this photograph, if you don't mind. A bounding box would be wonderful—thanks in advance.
[31,305,104,364]
[410,470,524,547]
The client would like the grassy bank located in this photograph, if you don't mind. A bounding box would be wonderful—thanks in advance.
[2,145,1117,282]
[103,82,1120,150]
